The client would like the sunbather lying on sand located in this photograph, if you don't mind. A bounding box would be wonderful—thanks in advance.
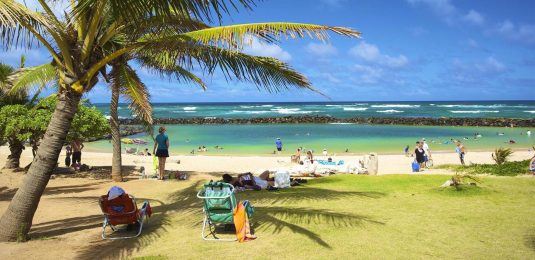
[222,172,275,190]
[222,171,302,191]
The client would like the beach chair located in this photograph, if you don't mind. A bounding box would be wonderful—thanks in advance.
[196,182,253,241]
[99,193,152,240]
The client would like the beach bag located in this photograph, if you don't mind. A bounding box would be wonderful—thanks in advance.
[412,160,420,172]
[274,170,291,188]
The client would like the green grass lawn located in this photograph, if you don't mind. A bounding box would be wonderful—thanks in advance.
[125,174,535,259]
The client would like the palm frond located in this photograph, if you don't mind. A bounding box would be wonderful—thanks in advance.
[136,44,322,94]
[0,0,69,69]
[177,22,361,49]
[0,63,15,87]
[74,0,256,24]
[110,63,153,124]
[9,63,57,95]
[136,54,207,91]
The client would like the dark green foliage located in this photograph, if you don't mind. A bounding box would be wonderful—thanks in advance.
[0,96,110,156]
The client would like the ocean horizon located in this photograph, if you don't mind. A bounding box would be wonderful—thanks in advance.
[94,100,535,120]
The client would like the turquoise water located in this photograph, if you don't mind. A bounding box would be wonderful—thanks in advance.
[87,124,535,155]
[94,101,535,119]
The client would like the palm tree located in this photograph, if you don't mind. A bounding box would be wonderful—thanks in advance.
[0,0,360,241]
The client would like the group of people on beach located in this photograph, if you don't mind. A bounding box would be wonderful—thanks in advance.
[407,138,466,170]
[65,140,84,170]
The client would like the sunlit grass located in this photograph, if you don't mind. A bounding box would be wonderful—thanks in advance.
[131,174,535,259]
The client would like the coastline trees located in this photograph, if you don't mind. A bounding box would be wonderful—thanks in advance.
[0,0,360,241]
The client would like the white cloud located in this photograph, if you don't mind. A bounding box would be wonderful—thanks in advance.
[466,39,479,48]
[407,0,485,26]
[406,0,456,17]
[475,57,506,73]
[306,43,338,57]
[243,37,292,61]
[349,42,409,68]
[320,0,347,7]
[349,42,380,61]
[462,10,484,25]
[352,64,384,84]
[493,20,535,46]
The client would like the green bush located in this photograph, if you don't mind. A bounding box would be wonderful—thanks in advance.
[492,147,513,165]
[437,160,530,176]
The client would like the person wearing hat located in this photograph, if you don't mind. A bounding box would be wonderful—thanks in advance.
[275,138,283,154]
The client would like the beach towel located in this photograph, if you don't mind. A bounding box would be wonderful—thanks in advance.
[233,201,256,242]
[274,170,291,188]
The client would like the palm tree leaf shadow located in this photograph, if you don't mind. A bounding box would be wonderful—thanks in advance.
[253,206,384,249]
[247,186,385,205]
[74,181,203,259]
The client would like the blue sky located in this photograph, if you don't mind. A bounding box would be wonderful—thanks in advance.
[1,0,535,102]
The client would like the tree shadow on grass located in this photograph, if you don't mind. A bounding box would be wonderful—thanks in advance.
[526,228,535,252]
[0,183,104,201]
[245,186,385,204]
[254,206,385,249]
[74,180,385,258]
[74,181,203,260]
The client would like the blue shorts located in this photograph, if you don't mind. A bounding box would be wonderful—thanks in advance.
[156,149,169,157]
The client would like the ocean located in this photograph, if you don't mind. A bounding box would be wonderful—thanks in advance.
[94,101,535,119]
[87,101,535,155]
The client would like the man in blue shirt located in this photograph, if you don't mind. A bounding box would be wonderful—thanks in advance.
[275,138,283,154]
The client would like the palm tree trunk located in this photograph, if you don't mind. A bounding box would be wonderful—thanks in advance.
[110,84,123,182]
[4,138,24,169]
[0,90,81,241]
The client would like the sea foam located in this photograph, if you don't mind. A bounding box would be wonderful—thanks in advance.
[343,107,368,111]
[449,110,500,114]
[371,104,420,108]
[377,109,404,113]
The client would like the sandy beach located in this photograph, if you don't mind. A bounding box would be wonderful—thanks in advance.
[1,146,533,175]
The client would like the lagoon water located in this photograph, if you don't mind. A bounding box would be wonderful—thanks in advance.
[87,124,535,155]
[88,101,535,155]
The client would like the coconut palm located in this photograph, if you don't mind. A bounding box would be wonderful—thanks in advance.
[0,0,360,241]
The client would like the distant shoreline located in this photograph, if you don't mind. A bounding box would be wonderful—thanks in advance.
[118,116,535,127]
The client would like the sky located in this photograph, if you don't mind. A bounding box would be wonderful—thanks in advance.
[1,0,535,102]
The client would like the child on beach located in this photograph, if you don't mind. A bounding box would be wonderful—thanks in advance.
[65,145,72,167]
[71,140,84,170]
[275,138,283,154]
[153,126,170,180]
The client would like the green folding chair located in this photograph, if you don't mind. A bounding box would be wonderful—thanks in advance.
[196,182,253,241]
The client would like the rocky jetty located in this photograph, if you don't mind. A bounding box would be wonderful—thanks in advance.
[118,116,535,127]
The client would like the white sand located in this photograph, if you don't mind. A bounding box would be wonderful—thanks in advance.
[1,145,533,175]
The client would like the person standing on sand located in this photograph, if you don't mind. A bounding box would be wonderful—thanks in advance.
[422,138,432,168]
[275,138,283,154]
[153,126,170,180]
[456,142,466,166]
[71,140,84,170]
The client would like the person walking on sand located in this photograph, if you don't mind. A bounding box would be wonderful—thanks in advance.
[275,138,283,154]
[71,139,84,170]
[422,138,432,168]
[153,126,170,180]
[456,142,466,166]
[414,141,425,171]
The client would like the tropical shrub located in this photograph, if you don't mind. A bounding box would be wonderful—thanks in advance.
[492,148,513,165]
